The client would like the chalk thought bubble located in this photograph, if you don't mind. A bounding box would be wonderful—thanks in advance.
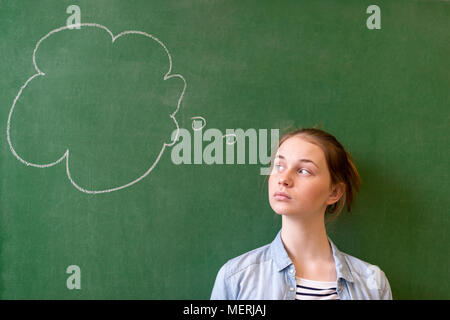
[7,23,186,194]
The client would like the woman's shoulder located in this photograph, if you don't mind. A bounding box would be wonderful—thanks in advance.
[338,249,392,297]
[219,242,273,279]
[211,241,277,299]
[340,250,386,278]
[329,237,389,281]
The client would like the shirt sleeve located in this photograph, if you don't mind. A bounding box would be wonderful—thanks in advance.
[210,263,233,300]
[379,269,393,300]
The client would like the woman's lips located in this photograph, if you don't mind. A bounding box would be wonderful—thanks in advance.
[274,192,292,201]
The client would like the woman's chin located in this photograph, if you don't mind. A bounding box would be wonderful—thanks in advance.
[270,203,313,218]
[271,204,296,216]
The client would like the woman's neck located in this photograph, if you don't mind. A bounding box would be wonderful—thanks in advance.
[280,213,332,263]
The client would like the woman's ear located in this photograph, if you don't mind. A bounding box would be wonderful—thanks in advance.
[326,182,346,205]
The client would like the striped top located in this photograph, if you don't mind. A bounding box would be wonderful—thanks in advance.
[295,277,339,300]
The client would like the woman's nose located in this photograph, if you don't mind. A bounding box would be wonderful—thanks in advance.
[278,172,293,187]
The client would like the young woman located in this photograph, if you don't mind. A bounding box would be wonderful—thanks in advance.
[211,127,392,300]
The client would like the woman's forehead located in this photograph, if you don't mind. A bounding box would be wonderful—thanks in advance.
[276,136,326,164]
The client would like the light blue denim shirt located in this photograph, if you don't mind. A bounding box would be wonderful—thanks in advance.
[211,230,392,300]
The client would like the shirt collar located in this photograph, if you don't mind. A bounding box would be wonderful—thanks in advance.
[270,230,293,272]
[270,229,354,283]
[327,236,354,283]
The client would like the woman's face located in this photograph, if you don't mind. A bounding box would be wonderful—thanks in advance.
[268,135,338,219]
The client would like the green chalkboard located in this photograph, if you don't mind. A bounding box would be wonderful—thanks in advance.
[0,0,449,299]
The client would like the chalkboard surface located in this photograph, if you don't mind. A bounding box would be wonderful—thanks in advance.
[0,0,448,299]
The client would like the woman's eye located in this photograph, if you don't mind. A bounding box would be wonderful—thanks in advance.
[275,164,283,171]
[298,169,310,175]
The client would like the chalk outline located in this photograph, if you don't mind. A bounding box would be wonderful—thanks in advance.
[190,116,206,131]
[190,116,237,145]
[6,23,186,194]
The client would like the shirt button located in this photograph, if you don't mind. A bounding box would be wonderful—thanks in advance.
[290,287,294,291]
[290,270,294,274]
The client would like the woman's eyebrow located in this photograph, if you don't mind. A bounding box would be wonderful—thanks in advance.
[275,155,318,168]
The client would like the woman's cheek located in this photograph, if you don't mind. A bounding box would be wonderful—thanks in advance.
[268,175,277,194]
[303,180,331,206]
